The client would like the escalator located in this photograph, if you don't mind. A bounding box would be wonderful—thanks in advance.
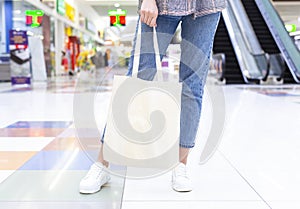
[254,0,300,83]
[213,0,269,84]
[241,0,298,83]
[214,0,300,84]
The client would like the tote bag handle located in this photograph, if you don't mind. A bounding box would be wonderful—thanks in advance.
[132,20,163,81]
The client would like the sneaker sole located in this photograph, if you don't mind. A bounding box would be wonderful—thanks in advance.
[79,176,110,194]
[172,181,193,192]
[172,178,192,192]
[172,186,193,192]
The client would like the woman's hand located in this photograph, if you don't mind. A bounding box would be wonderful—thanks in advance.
[140,0,158,27]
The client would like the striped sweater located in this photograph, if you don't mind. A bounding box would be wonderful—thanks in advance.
[139,0,227,18]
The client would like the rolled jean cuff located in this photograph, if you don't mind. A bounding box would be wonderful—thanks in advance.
[100,126,106,143]
[179,143,195,149]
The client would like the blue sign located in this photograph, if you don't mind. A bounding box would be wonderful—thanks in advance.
[9,30,28,45]
[11,77,31,85]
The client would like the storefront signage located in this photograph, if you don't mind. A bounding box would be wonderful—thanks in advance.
[9,30,31,86]
[108,9,127,26]
[25,10,44,28]
[56,0,65,15]
[108,9,127,16]
[9,30,28,45]
[65,2,75,21]
[285,24,297,33]
[11,77,31,85]
[65,27,73,36]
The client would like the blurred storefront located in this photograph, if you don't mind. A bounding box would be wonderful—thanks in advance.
[0,0,104,80]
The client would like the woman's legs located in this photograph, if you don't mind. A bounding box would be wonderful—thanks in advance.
[96,143,108,167]
[178,13,221,159]
[172,12,221,192]
[179,148,189,164]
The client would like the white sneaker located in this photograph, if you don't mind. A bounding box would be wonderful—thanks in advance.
[79,162,111,194]
[172,163,193,192]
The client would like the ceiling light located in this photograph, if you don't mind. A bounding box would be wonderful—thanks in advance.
[13,10,21,15]
[27,31,34,36]
[114,3,120,8]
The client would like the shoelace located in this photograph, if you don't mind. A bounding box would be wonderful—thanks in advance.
[84,164,103,179]
[176,165,188,178]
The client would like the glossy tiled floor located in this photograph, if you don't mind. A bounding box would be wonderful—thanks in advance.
[0,69,300,209]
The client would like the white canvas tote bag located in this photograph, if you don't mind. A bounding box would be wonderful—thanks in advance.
[103,22,182,168]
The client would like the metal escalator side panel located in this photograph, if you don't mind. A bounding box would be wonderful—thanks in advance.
[222,3,263,82]
[255,0,300,83]
[228,0,264,55]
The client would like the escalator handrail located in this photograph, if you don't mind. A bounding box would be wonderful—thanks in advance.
[222,3,265,82]
[228,0,264,56]
[229,0,273,82]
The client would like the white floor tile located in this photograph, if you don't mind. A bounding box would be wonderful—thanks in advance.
[1,76,300,207]
[123,152,261,201]
[0,93,74,121]
[0,120,17,129]
[218,88,300,201]
[0,202,117,209]
[269,201,300,209]
[0,137,54,151]
[121,201,270,209]
[0,170,15,184]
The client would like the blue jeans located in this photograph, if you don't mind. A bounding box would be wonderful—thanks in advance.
[128,12,220,148]
[103,13,220,148]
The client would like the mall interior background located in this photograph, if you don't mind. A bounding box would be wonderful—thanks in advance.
[0,0,298,83]
[0,0,300,209]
